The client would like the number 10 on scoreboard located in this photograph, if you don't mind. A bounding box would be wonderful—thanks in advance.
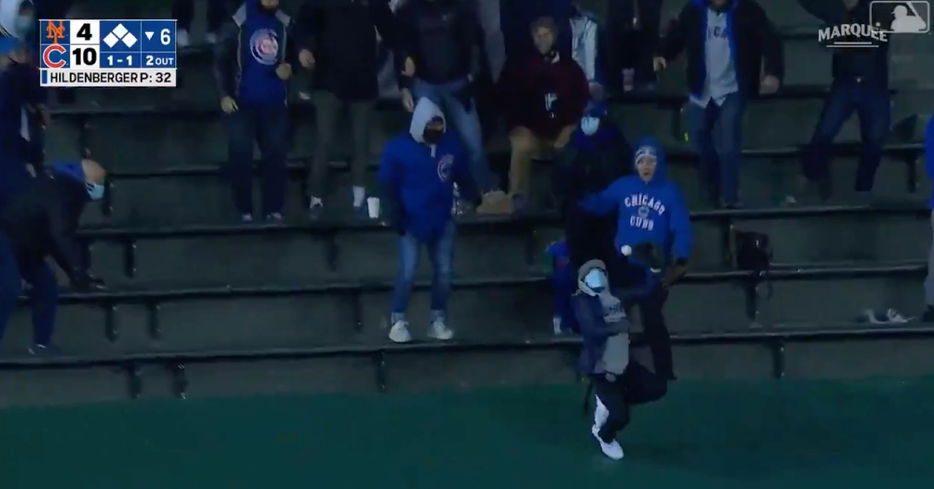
[40,19,178,88]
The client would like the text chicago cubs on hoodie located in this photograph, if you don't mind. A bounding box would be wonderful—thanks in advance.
[579,136,692,263]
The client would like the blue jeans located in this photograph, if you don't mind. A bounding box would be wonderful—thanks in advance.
[687,92,745,206]
[803,79,890,192]
[390,221,456,319]
[0,231,58,346]
[413,78,494,192]
[225,103,289,215]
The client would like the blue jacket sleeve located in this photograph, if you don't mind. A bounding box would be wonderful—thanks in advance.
[378,142,405,227]
[925,116,934,181]
[579,182,619,216]
[668,185,692,261]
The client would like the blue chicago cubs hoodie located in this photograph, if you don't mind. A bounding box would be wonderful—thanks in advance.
[379,98,479,242]
[579,136,692,263]
[926,115,934,209]
[213,0,295,106]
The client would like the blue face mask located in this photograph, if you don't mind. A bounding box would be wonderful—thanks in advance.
[584,268,607,293]
[85,182,105,201]
[580,116,600,136]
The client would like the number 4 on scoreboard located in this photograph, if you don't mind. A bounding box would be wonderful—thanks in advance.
[76,22,92,41]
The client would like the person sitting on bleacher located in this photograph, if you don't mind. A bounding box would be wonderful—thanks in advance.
[553,99,631,268]
[796,0,890,201]
[0,160,107,357]
[296,0,396,220]
[497,16,589,215]
[579,137,692,380]
[654,0,783,208]
[213,0,297,224]
[379,97,480,343]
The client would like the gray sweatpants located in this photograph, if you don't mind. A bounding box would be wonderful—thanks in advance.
[927,210,934,306]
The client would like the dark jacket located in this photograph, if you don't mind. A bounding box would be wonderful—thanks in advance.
[395,0,482,88]
[554,121,631,210]
[214,0,298,106]
[660,0,783,99]
[573,260,630,375]
[498,52,589,140]
[378,98,479,242]
[0,165,89,286]
[0,61,41,209]
[796,0,888,90]
[297,0,395,101]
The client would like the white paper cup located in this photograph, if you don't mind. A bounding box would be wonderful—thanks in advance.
[366,197,380,219]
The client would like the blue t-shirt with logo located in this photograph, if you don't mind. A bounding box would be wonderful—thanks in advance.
[236,2,289,106]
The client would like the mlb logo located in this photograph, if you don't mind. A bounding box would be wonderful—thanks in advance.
[870,1,931,33]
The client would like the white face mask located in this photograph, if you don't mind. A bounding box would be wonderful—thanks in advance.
[580,116,600,136]
[86,182,105,201]
[584,268,607,293]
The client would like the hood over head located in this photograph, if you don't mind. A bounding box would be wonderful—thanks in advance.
[409,97,446,144]
[577,259,608,296]
[632,136,667,183]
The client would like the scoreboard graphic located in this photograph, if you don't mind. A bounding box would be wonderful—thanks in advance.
[39,19,177,88]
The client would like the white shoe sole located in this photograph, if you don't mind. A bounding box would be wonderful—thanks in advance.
[592,425,624,460]
[426,327,453,341]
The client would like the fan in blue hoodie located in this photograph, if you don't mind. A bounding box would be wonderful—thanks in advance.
[578,137,692,379]
[213,0,296,223]
[923,116,934,322]
[379,97,480,344]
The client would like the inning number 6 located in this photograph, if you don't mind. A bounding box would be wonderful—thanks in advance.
[160,28,171,45]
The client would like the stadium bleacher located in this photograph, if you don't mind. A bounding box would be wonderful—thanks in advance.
[2,0,934,407]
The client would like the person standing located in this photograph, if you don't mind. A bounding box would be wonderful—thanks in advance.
[574,259,668,460]
[173,0,231,47]
[497,16,588,214]
[553,99,631,268]
[0,160,107,356]
[297,0,396,219]
[796,0,890,201]
[607,0,663,92]
[655,0,783,208]
[579,137,692,380]
[379,98,479,343]
[213,0,296,223]
[395,0,510,214]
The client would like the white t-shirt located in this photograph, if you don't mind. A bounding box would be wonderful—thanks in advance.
[690,9,739,108]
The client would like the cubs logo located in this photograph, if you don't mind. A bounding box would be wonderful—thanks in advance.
[437,154,454,182]
[638,206,650,218]
[250,28,279,65]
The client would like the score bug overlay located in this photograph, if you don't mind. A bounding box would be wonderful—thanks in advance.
[40,19,177,87]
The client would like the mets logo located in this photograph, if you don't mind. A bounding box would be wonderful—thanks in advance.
[437,154,454,182]
[45,20,65,44]
[250,29,279,65]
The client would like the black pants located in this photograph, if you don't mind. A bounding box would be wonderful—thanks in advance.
[225,104,289,216]
[172,0,231,32]
[609,257,675,380]
[592,360,668,441]
[565,205,617,270]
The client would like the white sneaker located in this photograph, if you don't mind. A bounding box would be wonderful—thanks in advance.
[591,424,624,460]
[177,29,190,48]
[594,396,609,429]
[884,308,913,324]
[205,32,218,45]
[388,320,412,343]
[427,318,454,341]
[553,315,563,335]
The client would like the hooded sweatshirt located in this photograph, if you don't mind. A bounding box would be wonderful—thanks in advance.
[0,0,30,39]
[573,259,630,375]
[579,136,692,263]
[213,0,297,106]
[926,116,933,209]
[379,98,479,242]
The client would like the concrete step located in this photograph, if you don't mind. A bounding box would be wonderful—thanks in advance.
[77,209,929,288]
[3,264,925,357]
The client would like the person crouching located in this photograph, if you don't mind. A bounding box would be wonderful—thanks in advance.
[574,259,668,460]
